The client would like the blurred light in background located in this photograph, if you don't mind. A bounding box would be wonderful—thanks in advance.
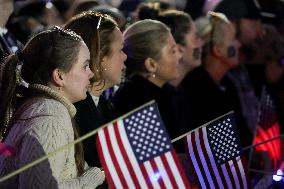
[273,169,283,182]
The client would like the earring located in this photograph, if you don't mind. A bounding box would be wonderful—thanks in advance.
[152,73,156,78]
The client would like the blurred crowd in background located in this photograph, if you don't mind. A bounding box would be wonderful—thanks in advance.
[1,0,284,188]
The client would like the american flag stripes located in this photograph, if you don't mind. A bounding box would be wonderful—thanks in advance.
[96,102,191,189]
[186,113,250,189]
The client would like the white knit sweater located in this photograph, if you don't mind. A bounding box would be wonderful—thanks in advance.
[0,84,105,189]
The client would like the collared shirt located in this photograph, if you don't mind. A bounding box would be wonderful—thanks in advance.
[0,27,8,35]
[91,95,100,106]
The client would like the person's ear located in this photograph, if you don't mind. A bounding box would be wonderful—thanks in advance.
[51,68,64,87]
[144,58,158,73]
[212,43,223,58]
[101,56,108,71]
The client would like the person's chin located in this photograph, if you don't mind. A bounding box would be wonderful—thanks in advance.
[173,72,180,80]
[81,92,87,100]
[196,60,202,66]
[111,77,121,86]
[229,61,240,69]
[116,78,122,85]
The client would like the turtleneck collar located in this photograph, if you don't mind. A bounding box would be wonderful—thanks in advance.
[30,84,76,118]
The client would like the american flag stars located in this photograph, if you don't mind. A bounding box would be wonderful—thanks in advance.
[208,117,241,164]
[186,113,249,189]
[124,105,172,163]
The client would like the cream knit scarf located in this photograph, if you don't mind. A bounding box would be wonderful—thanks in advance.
[29,84,76,118]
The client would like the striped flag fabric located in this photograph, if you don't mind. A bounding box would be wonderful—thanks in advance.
[186,112,250,189]
[96,102,191,189]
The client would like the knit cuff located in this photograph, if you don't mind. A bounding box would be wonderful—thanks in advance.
[81,167,105,189]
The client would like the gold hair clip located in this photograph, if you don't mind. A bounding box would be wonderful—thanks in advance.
[81,11,109,29]
[92,12,108,29]
[97,16,102,29]
[49,26,82,41]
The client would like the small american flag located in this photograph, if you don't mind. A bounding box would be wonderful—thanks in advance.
[186,113,250,189]
[253,86,281,169]
[96,101,191,189]
[258,87,278,130]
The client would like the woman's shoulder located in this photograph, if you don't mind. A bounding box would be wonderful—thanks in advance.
[17,97,70,120]
[7,98,73,146]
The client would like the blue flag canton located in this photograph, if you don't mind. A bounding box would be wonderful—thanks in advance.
[207,114,242,165]
[124,103,173,164]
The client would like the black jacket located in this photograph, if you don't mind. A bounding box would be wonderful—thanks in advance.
[75,92,116,167]
[180,66,233,129]
[112,74,190,152]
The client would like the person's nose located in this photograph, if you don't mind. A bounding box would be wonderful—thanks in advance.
[122,51,127,62]
[88,69,94,79]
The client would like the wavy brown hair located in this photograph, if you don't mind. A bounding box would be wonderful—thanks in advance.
[65,11,118,87]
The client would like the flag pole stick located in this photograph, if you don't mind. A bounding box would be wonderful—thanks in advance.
[248,87,264,170]
[0,127,103,183]
[242,133,284,152]
[248,120,259,170]
[170,109,284,154]
[0,100,155,183]
[171,111,234,143]
[250,168,284,177]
